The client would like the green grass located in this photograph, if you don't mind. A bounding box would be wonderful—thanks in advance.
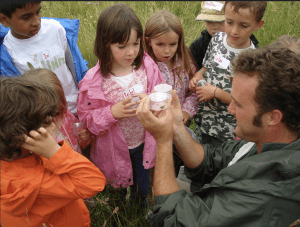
[41,1,300,226]
[42,1,300,68]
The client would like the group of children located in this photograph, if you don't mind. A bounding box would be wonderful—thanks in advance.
[0,0,299,226]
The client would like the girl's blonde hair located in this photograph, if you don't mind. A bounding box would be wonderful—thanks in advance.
[144,10,198,80]
[271,35,300,57]
[22,69,67,117]
[94,3,144,77]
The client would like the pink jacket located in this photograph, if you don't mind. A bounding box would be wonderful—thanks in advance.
[77,53,165,188]
[53,109,89,154]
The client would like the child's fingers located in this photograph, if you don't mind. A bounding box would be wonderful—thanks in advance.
[36,127,48,136]
[123,96,133,104]
[80,129,87,134]
[20,142,34,152]
[28,130,42,138]
[125,101,138,109]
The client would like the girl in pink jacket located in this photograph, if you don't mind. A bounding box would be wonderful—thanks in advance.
[77,3,165,208]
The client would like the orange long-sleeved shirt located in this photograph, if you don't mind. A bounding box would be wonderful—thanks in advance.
[0,140,106,227]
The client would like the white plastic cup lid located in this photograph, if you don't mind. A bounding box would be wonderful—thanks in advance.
[154,84,172,93]
[149,92,168,102]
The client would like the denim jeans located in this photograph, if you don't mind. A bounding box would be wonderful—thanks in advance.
[128,143,150,208]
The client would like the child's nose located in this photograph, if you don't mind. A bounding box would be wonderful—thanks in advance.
[32,16,41,27]
[231,25,239,35]
[164,46,170,54]
[127,47,134,55]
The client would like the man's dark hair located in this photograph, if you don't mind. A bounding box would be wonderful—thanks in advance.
[0,77,60,160]
[231,45,300,133]
[0,1,41,18]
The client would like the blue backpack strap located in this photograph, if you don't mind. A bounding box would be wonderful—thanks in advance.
[0,25,20,78]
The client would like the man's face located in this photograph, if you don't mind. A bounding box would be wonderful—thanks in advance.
[228,73,267,142]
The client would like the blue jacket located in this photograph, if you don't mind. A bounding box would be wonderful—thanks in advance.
[0,17,88,82]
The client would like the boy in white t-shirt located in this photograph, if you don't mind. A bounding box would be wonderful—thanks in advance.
[0,1,87,114]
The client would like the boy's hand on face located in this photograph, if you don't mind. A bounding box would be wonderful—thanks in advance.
[22,127,61,159]
[111,97,137,119]
[196,82,216,102]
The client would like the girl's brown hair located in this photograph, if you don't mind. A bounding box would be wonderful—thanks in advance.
[0,76,60,160]
[94,3,144,77]
[144,10,198,82]
[22,69,67,117]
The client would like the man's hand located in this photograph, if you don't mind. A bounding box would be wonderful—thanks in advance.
[136,96,173,145]
[111,97,137,119]
[196,82,216,102]
[170,90,186,136]
[21,127,61,159]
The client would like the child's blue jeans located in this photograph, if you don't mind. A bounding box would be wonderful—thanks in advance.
[128,143,150,207]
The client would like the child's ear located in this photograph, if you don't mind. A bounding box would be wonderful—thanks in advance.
[0,13,10,28]
[254,19,264,31]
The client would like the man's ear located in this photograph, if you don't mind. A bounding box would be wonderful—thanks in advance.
[0,13,11,28]
[267,109,283,126]
[254,19,264,31]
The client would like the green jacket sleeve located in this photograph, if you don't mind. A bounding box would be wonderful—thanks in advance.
[150,188,276,227]
[185,140,247,191]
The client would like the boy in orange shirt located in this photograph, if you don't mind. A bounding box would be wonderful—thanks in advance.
[0,77,106,227]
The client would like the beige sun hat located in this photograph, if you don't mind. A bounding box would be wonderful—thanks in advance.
[195,1,225,22]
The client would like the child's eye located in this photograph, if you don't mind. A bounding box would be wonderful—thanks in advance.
[242,25,248,28]
[157,43,163,46]
[118,46,125,49]
[134,42,140,46]
[37,10,41,15]
[170,43,177,46]
[226,21,232,24]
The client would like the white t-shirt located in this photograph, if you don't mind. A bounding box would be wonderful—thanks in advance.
[112,73,133,88]
[4,18,78,114]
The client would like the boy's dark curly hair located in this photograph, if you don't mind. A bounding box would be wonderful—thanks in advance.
[231,45,300,133]
[0,77,60,160]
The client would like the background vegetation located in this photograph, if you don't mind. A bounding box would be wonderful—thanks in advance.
[42,1,300,68]
[41,1,300,226]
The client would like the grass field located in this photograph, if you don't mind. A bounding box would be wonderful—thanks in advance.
[41,1,300,226]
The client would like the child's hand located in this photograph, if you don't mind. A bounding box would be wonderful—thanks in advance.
[189,71,204,91]
[133,93,148,100]
[196,82,216,102]
[79,128,91,141]
[189,77,199,91]
[21,127,61,159]
[182,111,190,124]
[111,97,137,119]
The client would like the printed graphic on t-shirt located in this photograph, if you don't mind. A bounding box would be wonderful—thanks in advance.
[123,83,144,98]
[22,46,66,72]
